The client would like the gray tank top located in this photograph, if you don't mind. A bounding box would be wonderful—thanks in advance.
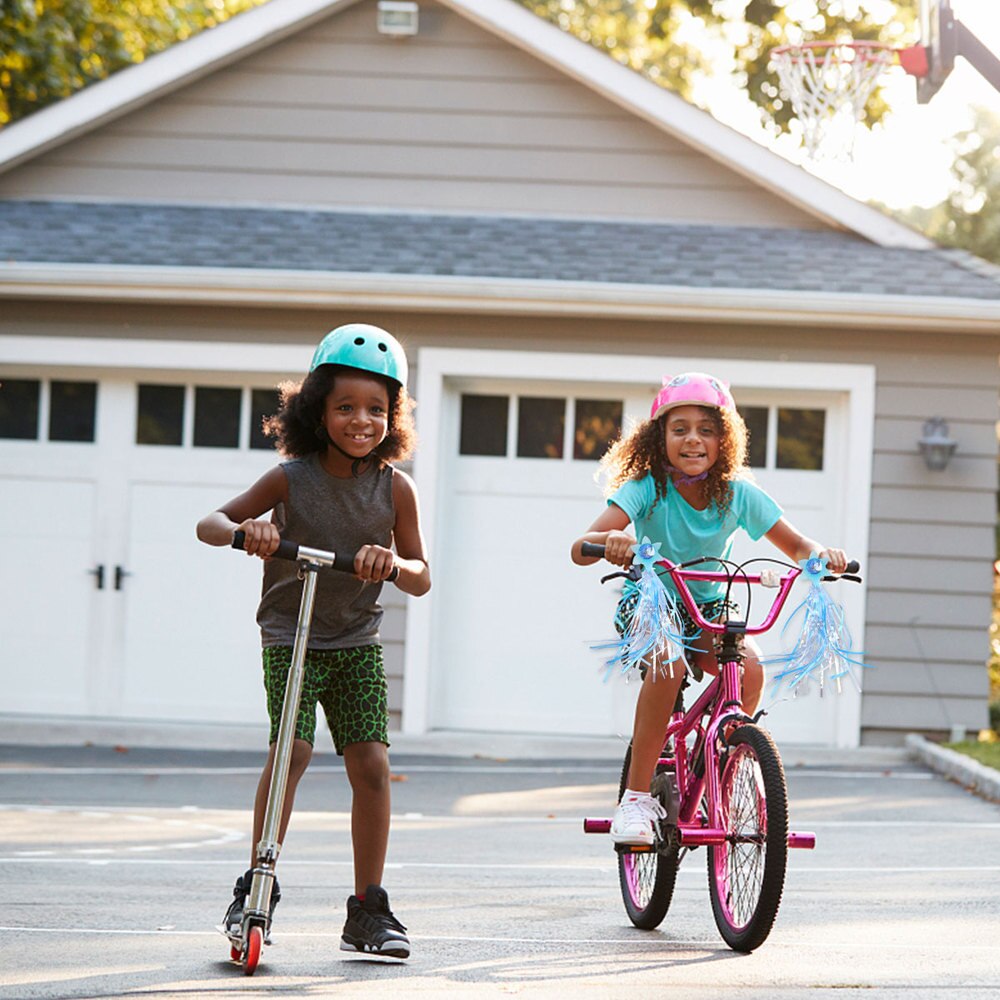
[257,453,395,650]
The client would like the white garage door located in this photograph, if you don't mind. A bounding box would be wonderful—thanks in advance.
[0,366,289,726]
[427,373,857,747]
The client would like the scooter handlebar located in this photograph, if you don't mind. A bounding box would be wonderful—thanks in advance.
[231,530,398,581]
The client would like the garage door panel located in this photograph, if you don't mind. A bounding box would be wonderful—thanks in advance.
[433,490,640,734]
[0,478,96,714]
[118,482,268,724]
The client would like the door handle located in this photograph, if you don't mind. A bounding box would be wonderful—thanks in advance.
[114,566,132,591]
[88,565,105,590]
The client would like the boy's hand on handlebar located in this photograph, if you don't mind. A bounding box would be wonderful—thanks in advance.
[604,530,635,568]
[354,544,397,583]
[235,519,280,559]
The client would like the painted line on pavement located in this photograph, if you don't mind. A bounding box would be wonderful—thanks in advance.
[0,925,996,952]
[1,856,998,874]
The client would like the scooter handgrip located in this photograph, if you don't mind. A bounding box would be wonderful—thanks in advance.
[332,550,399,582]
[231,530,300,561]
[581,542,606,558]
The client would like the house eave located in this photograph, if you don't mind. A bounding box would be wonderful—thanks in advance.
[2,262,998,333]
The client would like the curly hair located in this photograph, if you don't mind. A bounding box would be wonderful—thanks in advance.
[262,365,416,469]
[600,405,749,513]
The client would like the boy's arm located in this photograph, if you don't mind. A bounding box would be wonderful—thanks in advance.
[570,503,634,567]
[379,469,430,597]
[764,517,847,574]
[196,466,288,558]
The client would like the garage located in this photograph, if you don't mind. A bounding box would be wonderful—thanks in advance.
[408,348,873,747]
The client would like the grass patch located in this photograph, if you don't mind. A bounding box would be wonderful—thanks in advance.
[943,740,1000,771]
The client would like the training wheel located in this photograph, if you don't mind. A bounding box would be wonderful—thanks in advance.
[243,924,263,975]
[230,943,241,962]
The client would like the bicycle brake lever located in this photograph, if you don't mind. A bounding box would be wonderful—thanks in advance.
[599,566,642,585]
[821,573,863,583]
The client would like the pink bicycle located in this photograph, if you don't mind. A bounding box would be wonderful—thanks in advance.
[582,542,861,952]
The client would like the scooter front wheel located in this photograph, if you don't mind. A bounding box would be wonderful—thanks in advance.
[243,924,263,975]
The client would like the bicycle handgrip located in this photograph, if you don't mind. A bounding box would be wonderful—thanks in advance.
[232,530,299,561]
[232,530,399,580]
[581,541,606,558]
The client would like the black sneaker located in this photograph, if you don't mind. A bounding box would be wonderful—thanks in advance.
[224,869,281,943]
[340,884,410,959]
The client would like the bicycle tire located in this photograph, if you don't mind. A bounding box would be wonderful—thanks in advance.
[616,743,680,930]
[707,724,788,952]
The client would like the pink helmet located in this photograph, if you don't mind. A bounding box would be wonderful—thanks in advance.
[650,372,735,421]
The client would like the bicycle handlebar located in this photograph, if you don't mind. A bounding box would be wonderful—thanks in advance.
[581,541,860,578]
[231,530,399,581]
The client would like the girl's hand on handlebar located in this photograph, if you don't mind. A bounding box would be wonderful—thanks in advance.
[604,530,635,568]
[354,544,397,583]
[819,548,848,574]
[235,519,280,558]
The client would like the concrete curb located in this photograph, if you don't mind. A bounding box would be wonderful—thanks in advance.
[905,733,1000,803]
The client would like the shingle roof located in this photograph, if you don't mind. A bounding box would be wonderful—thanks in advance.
[3,200,999,300]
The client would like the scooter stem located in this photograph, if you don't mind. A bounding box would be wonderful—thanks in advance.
[257,562,319,863]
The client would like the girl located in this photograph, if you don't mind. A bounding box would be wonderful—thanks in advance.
[571,372,845,846]
[197,323,430,959]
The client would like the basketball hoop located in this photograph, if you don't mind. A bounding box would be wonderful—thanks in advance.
[771,41,926,159]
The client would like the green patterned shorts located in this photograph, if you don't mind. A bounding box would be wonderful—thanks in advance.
[261,645,389,754]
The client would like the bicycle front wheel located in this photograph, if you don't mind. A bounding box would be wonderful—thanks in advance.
[617,744,679,930]
[707,724,788,952]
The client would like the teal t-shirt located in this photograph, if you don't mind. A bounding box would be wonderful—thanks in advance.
[609,473,783,602]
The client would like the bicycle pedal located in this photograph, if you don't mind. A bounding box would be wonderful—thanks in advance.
[614,842,655,854]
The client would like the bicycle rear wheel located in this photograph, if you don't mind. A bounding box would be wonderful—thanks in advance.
[707,724,788,952]
[617,743,679,930]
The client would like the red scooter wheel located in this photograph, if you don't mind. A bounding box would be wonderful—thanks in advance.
[243,925,263,975]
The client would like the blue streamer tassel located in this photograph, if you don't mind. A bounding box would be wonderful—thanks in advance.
[764,554,870,696]
[591,538,688,682]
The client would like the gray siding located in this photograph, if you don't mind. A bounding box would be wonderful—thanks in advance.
[0,0,820,228]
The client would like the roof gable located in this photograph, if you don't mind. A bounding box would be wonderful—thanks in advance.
[0,0,931,249]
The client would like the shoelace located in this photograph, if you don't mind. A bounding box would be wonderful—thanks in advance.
[618,795,667,827]
[356,904,407,934]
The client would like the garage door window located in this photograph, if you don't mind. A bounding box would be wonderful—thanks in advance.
[250,389,281,450]
[137,383,281,450]
[517,397,564,459]
[0,378,41,439]
[574,399,622,460]
[459,394,508,456]
[459,392,622,462]
[194,387,241,448]
[0,377,98,443]
[737,404,826,470]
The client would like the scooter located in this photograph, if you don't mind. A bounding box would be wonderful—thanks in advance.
[221,530,396,975]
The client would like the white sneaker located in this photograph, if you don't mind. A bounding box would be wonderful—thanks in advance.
[610,793,667,845]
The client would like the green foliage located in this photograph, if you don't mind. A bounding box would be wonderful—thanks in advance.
[517,0,918,138]
[886,107,1000,265]
[0,0,267,126]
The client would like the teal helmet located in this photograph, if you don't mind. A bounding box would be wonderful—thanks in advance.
[309,323,408,387]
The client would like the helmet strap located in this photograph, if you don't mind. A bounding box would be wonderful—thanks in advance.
[667,466,709,487]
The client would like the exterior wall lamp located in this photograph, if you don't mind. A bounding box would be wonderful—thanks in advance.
[918,416,957,471]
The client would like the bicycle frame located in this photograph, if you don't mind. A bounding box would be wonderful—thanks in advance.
[585,557,816,852]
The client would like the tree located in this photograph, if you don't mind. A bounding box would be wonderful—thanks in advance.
[518,0,919,138]
[0,0,267,127]
[886,107,1000,264]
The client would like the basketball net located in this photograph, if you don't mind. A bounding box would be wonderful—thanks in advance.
[771,42,895,160]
